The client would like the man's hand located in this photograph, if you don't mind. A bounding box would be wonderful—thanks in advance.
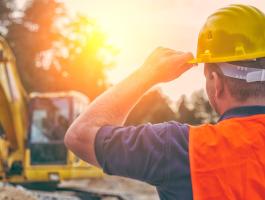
[140,47,194,84]
[64,47,194,167]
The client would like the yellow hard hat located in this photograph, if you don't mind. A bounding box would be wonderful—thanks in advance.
[191,4,265,64]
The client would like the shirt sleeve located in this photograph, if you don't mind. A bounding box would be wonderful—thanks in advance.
[94,121,190,186]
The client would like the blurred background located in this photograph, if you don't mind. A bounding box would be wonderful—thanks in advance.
[2,0,249,126]
[0,0,264,199]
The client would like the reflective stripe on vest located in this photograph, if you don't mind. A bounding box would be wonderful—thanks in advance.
[189,114,265,200]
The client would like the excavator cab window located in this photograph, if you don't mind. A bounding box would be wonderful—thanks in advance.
[28,97,71,165]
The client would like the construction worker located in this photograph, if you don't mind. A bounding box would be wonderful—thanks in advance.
[65,4,265,200]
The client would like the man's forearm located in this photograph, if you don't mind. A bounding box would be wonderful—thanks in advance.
[64,68,154,166]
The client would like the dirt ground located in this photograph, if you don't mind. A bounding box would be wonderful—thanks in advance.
[60,175,160,200]
[0,186,37,200]
[0,176,159,200]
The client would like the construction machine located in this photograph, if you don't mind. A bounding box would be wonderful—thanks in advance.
[0,36,103,185]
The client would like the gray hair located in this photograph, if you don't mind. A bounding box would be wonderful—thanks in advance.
[205,58,265,101]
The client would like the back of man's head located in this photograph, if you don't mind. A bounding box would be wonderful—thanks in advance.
[205,59,265,102]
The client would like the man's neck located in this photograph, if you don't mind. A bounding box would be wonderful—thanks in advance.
[220,98,265,115]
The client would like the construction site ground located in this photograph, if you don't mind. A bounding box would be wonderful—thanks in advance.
[0,175,159,200]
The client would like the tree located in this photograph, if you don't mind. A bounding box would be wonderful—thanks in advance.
[6,0,63,92]
[176,95,201,125]
[54,15,117,99]
[2,0,116,99]
[0,0,16,35]
[125,89,218,126]
[126,89,176,125]
[176,90,219,125]
[190,90,219,124]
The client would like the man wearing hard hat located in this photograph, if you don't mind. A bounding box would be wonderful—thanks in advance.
[65,4,265,200]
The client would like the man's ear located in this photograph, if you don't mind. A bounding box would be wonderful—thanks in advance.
[212,72,224,99]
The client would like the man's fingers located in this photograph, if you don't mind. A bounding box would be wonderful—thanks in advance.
[178,63,194,74]
[143,47,195,83]
[154,47,191,59]
[169,52,195,77]
[170,52,194,66]
[154,47,176,57]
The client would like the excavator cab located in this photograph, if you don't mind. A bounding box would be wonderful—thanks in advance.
[24,92,103,183]
[28,92,86,166]
[28,96,70,165]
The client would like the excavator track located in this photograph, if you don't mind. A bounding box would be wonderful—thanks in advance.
[28,186,128,200]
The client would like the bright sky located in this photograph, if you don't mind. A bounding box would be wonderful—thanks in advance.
[66,0,265,101]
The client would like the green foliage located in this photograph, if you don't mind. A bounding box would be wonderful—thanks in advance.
[55,15,117,99]
[176,90,219,125]
[126,89,218,126]
[126,89,176,125]
[0,0,15,35]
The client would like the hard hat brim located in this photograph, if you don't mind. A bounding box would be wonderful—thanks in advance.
[188,58,200,64]
[188,52,265,64]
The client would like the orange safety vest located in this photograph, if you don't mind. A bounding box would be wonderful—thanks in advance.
[189,114,265,200]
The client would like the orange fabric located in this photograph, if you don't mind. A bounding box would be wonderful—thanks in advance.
[189,114,265,200]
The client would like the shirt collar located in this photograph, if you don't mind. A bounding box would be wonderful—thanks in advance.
[219,105,265,122]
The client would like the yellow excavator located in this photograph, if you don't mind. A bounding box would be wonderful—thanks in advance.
[0,36,103,185]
